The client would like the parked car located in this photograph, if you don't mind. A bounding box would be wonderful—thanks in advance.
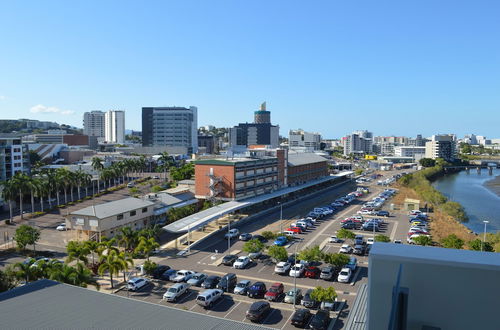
[287,227,302,234]
[248,251,262,260]
[341,222,356,229]
[353,244,365,255]
[201,275,221,289]
[239,233,253,241]
[172,270,195,283]
[196,289,223,309]
[264,282,284,301]
[284,288,303,304]
[301,289,318,308]
[376,210,390,217]
[152,265,171,279]
[248,282,267,298]
[274,236,289,246]
[163,283,190,302]
[187,273,207,287]
[225,228,239,239]
[291,308,312,328]
[127,277,148,291]
[346,257,358,271]
[354,235,364,245]
[127,182,135,188]
[328,235,342,243]
[56,223,66,231]
[304,266,321,279]
[222,254,238,266]
[161,269,177,281]
[274,261,292,275]
[233,279,251,295]
[252,235,267,242]
[233,256,251,269]
[394,239,402,244]
[362,222,379,232]
[337,267,352,283]
[320,266,335,281]
[246,301,271,322]
[339,244,353,254]
[289,264,305,277]
[217,273,237,292]
[366,238,374,245]
[309,309,330,330]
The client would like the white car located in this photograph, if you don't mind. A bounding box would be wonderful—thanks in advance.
[196,289,223,308]
[337,268,352,283]
[56,223,66,231]
[225,228,239,239]
[127,277,149,291]
[248,251,262,260]
[339,244,353,254]
[366,238,374,245]
[172,270,195,283]
[233,256,251,269]
[289,264,305,277]
[329,235,342,243]
[407,234,431,244]
[274,261,291,274]
[163,283,190,302]
[357,209,374,215]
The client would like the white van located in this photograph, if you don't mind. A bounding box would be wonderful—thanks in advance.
[196,289,223,308]
[127,277,148,291]
[283,230,297,236]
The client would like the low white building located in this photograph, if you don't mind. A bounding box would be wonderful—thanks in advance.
[394,146,426,160]
[289,129,322,151]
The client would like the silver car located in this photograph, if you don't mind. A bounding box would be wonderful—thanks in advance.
[284,288,302,304]
[233,279,251,295]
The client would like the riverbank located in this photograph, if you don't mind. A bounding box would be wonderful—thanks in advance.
[392,184,476,244]
[485,174,500,197]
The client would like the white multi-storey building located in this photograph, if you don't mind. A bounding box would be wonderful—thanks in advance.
[425,134,457,161]
[104,110,125,144]
[343,130,373,156]
[83,111,105,138]
[289,129,321,150]
[394,146,426,160]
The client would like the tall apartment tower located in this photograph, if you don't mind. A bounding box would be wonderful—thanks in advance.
[229,102,279,148]
[425,134,457,161]
[141,106,198,154]
[104,110,125,144]
[254,102,271,124]
[83,111,105,137]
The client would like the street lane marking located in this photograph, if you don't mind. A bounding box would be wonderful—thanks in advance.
[281,310,295,330]
[390,220,398,241]
[224,301,241,318]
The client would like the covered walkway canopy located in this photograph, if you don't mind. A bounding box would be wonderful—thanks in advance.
[163,172,352,233]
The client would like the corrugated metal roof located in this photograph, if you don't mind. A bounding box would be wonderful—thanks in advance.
[344,283,368,330]
[287,153,327,166]
[0,280,271,330]
[69,197,155,219]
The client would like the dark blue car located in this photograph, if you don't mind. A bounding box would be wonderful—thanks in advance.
[274,236,288,246]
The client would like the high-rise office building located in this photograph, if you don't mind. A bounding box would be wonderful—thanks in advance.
[83,111,105,138]
[141,106,198,154]
[425,134,457,161]
[229,102,279,148]
[343,130,373,156]
[104,110,125,144]
[289,129,321,150]
[0,136,29,181]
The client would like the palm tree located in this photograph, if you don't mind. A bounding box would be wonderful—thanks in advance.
[28,177,41,213]
[97,238,119,256]
[158,152,173,181]
[135,236,160,262]
[10,172,30,219]
[13,259,39,283]
[92,157,104,193]
[117,227,139,251]
[139,224,162,241]
[34,176,48,213]
[75,170,91,200]
[98,250,126,289]
[42,169,58,208]
[0,180,16,223]
[56,168,72,204]
[72,262,100,289]
[66,241,90,266]
[119,251,134,282]
[84,240,100,267]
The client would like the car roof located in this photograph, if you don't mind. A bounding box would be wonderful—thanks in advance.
[271,282,282,287]
[250,301,269,309]
[252,282,265,286]
[238,279,251,284]
[206,275,220,280]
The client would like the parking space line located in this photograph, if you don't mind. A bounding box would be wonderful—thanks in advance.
[281,310,294,330]
[390,220,398,240]
[189,303,198,311]
[224,301,241,318]
[257,265,268,273]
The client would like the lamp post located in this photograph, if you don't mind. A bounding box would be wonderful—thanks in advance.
[278,201,283,233]
[482,220,489,251]
[227,220,231,253]
[293,238,301,310]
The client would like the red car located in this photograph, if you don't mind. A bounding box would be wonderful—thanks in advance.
[341,218,354,224]
[304,266,321,279]
[288,226,302,234]
[264,282,284,301]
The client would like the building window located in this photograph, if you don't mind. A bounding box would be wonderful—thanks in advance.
[142,207,148,213]
[130,210,136,216]
[117,214,124,220]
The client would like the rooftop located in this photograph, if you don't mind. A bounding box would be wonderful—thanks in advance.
[195,157,277,166]
[287,153,328,166]
[70,197,155,219]
[0,280,270,330]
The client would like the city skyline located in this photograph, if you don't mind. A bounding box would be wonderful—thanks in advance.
[1,1,500,138]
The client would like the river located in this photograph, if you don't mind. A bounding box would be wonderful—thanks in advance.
[432,167,500,233]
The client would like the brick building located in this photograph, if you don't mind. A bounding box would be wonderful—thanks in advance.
[287,153,329,186]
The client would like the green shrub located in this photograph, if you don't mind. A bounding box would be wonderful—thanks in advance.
[261,231,278,240]
[143,260,157,275]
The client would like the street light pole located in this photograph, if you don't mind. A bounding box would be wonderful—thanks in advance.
[293,239,300,310]
[279,202,283,233]
[482,220,489,251]
[228,220,231,253]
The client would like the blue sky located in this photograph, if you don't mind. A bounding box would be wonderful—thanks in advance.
[0,0,499,139]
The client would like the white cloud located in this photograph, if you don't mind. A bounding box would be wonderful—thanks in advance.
[30,104,74,115]
[0,95,6,100]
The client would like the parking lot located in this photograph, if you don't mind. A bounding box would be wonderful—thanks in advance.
[112,170,416,329]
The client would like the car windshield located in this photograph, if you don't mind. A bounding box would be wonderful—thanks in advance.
[287,290,296,296]
[168,288,177,293]
[237,257,245,261]
[192,275,201,279]
[269,287,278,293]
[197,296,205,301]
[340,271,348,275]
[237,282,246,288]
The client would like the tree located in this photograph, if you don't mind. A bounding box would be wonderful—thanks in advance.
[419,158,436,167]
[261,231,278,240]
[14,224,40,251]
[13,259,39,283]
[267,245,288,262]
[135,236,160,262]
[91,157,104,192]
[98,250,127,289]
[117,226,139,251]
[297,245,323,263]
[83,240,101,267]
[337,228,355,242]
[242,239,265,254]
[354,168,363,176]
[0,269,15,292]
[66,241,90,265]
[0,180,16,223]
[69,262,100,290]
[468,239,494,252]
[413,235,433,246]
[11,172,30,219]
[310,286,337,303]
[323,253,349,269]
[441,234,464,249]
[375,234,391,243]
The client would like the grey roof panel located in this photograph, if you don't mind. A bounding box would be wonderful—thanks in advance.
[70,197,155,219]
[0,280,271,330]
[287,153,327,166]
[344,283,368,330]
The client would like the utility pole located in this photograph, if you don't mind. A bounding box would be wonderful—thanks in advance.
[482,220,489,251]
[227,220,231,253]
[279,201,283,233]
